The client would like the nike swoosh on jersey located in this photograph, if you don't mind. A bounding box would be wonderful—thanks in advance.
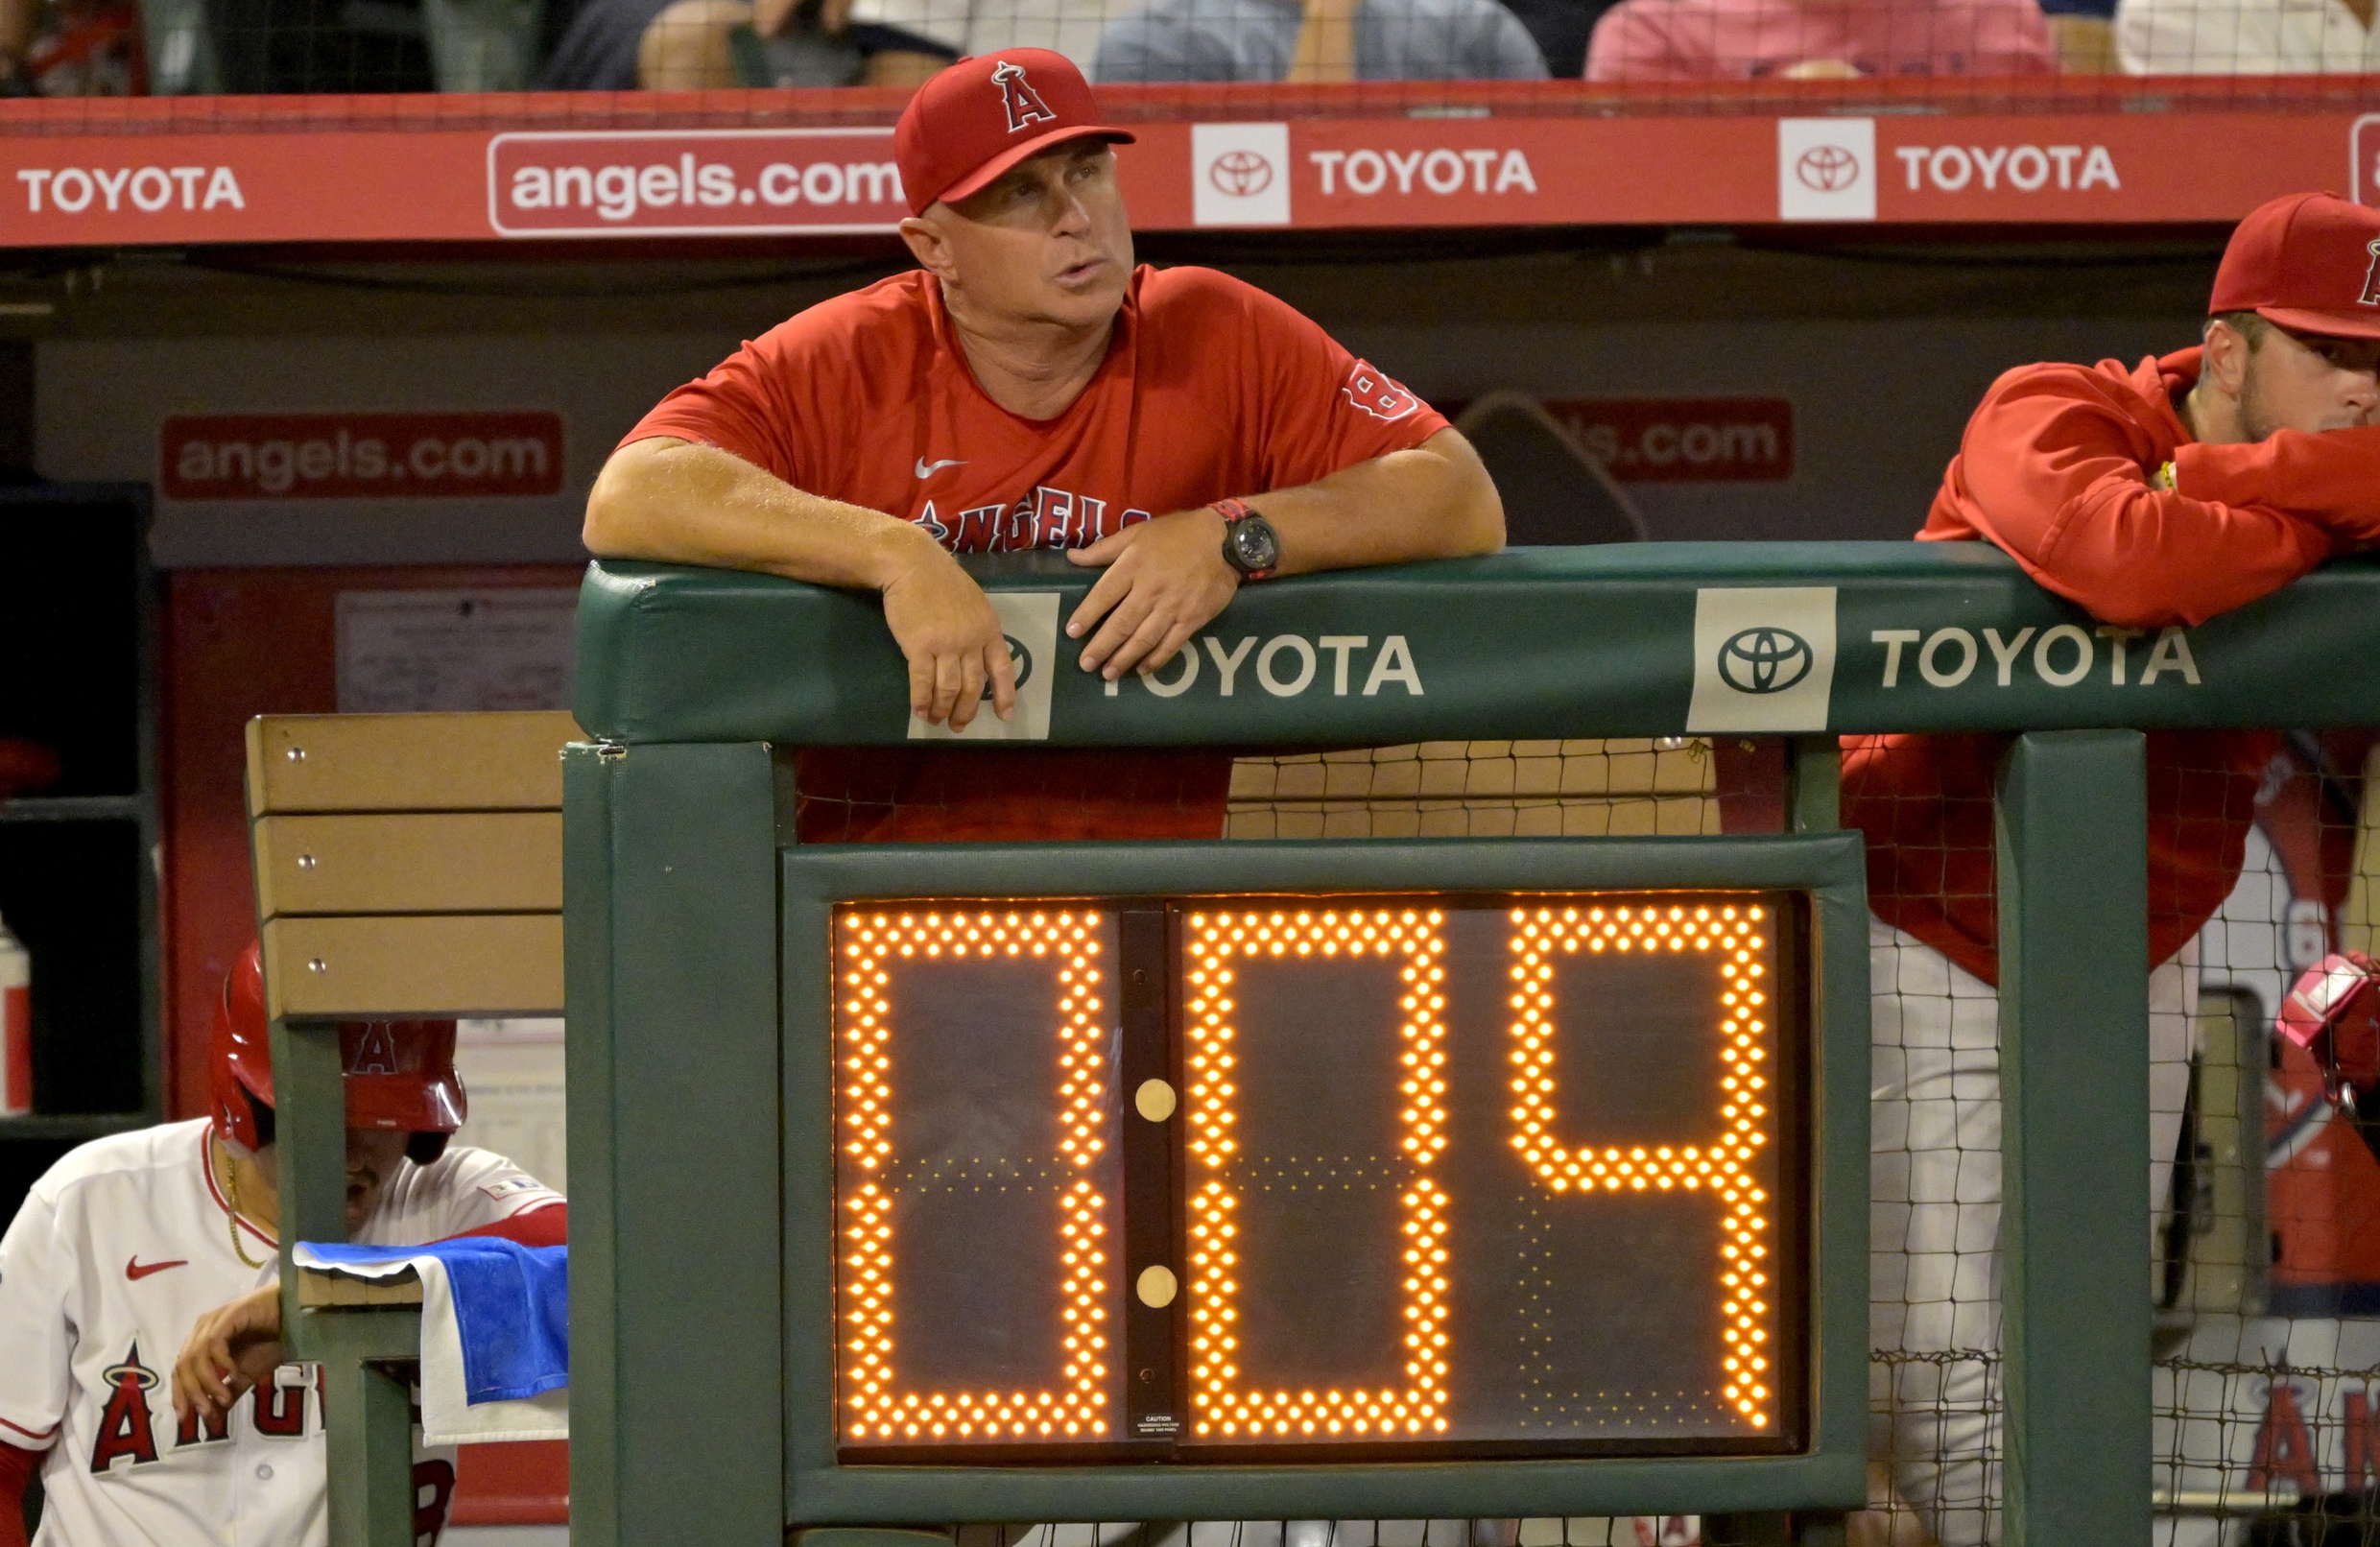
[915,458,966,478]
[126,1255,189,1280]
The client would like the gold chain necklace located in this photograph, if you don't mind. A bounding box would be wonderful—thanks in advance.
[216,1137,268,1270]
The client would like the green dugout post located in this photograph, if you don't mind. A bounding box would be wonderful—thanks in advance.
[564,741,785,1547]
[1995,732,2153,1547]
[269,1018,422,1547]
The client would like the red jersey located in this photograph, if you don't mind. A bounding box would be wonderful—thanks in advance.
[625,263,1450,844]
[625,263,1449,557]
[1845,347,2380,983]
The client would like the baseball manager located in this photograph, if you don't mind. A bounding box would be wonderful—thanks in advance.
[584,48,1503,772]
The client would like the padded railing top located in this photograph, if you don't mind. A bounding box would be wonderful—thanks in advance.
[572,543,2380,747]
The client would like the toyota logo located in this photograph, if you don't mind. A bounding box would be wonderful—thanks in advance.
[1208,150,1274,199]
[1795,144,1861,193]
[982,632,1034,700]
[1718,627,1813,695]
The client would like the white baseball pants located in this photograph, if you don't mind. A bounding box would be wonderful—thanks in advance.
[1868,919,2196,1547]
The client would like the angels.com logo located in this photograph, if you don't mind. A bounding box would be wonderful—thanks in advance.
[1716,627,1813,695]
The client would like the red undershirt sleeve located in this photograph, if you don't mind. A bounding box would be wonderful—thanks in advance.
[0,1440,41,1547]
[1946,373,2340,629]
[441,1202,567,1250]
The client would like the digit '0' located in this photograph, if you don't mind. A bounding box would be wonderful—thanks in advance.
[1181,908,1451,1440]
[835,910,1115,1442]
[1508,904,1776,1427]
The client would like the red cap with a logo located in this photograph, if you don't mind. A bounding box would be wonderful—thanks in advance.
[2210,190,2380,340]
[893,50,1134,217]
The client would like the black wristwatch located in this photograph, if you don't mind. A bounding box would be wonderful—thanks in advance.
[1213,498,1279,581]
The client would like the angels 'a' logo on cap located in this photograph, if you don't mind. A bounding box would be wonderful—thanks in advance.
[2359,236,2380,308]
[349,1022,399,1075]
[989,60,1056,135]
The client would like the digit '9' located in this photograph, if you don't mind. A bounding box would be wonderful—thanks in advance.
[1509,904,1775,1427]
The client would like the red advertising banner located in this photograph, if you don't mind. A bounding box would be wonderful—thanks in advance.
[0,130,491,245]
[160,412,566,500]
[0,94,2363,248]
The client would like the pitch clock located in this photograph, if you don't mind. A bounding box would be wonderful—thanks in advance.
[828,888,1805,1464]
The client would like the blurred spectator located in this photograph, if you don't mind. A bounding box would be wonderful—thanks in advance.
[836,0,1139,77]
[542,0,862,85]
[1095,0,1550,81]
[0,0,142,90]
[1584,0,2055,78]
[556,0,1127,87]
[178,0,531,90]
[1500,0,1625,72]
[2116,0,2380,73]
[2040,0,2116,68]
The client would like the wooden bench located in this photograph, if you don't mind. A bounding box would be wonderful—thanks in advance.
[246,709,577,1547]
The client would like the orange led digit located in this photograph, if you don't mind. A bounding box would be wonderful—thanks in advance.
[837,909,1113,1442]
[1183,909,1452,1439]
[1507,903,1776,1428]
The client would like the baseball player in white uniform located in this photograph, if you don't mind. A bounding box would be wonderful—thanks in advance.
[0,942,565,1547]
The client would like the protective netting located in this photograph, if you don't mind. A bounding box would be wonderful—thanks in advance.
[942,1505,1775,1537]
[800,728,2380,1547]
[6,0,2380,103]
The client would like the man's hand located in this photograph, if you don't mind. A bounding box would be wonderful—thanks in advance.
[881,536,1017,729]
[172,1285,284,1425]
[1063,507,1241,678]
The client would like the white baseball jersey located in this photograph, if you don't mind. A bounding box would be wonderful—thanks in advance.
[0,1117,563,1547]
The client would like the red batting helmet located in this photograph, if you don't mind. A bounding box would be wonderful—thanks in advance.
[210,940,466,1154]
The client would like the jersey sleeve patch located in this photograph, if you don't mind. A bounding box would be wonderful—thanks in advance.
[477,1176,552,1203]
[1342,359,1422,423]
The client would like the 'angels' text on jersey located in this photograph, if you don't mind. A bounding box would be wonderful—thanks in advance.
[908,484,1153,552]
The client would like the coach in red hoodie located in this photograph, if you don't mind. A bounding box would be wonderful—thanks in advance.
[1846,191,2380,1547]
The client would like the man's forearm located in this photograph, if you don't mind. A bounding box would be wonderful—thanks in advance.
[1248,429,1505,575]
[2171,423,2380,542]
[583,437,939,589]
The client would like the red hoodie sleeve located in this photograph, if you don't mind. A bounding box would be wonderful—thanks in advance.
[1941,364,2343,628]
[443,1203,567,1250]
[0,1440,41,1547]
[2173,422,2380,543]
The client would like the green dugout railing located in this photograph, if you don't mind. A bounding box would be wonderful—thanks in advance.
[542,542,2377,1547]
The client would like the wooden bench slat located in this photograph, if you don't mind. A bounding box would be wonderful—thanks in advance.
[247,712,580,817]
[263,915,563,1018]
[255,813,563,919]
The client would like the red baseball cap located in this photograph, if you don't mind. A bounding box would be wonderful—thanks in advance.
[2209,191,2380,340]
[893,50,1134,217]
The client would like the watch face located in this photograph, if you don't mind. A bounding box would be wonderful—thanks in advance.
[1232,517,1279,573]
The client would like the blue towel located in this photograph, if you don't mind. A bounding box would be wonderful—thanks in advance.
[298,1239,569,1404]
